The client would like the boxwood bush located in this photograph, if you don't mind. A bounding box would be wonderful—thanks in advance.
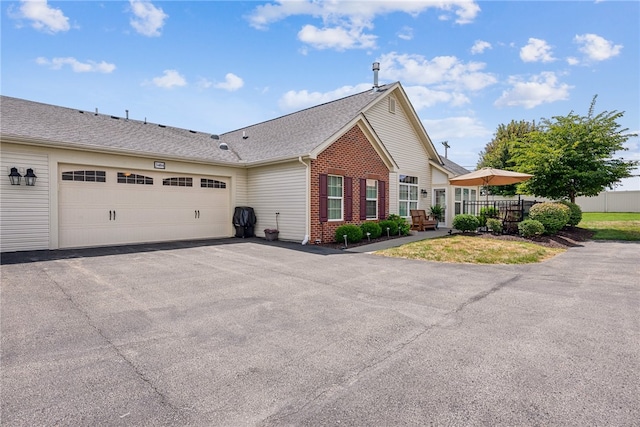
[558,200,583,227]
[518,219,545,237]
[528,202,570,235]
[334,224,363,244]
[387,214,410,236]
[486,218,503,234]
[360,221,382,239]
[452,214,480,233]
[478,206,500,227]
[378,219,398,236]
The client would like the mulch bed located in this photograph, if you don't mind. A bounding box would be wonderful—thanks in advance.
[318,227,595,251]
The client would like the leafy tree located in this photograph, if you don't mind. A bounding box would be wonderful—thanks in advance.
[477,120,537,196]
[512,96,638,203]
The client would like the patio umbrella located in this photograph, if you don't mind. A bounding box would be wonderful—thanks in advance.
[448,167,533,201]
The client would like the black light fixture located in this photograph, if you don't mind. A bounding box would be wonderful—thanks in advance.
[25,168,37,186]
[420,189,428,196]
[8,167,22,185]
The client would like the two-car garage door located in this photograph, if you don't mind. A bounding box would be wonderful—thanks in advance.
[59,165,230,249]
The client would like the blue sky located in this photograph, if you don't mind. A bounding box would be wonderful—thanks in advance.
[2,0,639,189]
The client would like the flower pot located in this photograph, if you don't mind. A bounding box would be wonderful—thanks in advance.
[264,229,279,241]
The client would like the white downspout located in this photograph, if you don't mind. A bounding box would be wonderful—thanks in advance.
[299,156,310,244]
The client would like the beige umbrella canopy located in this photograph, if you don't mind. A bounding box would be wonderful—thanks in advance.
[449,167,533,201]
[449,167,533,187]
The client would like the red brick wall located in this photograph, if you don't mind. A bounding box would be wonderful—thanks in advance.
[310,124,390,243]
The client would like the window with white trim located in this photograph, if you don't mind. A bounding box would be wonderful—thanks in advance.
[200,178,226,188]
[62,170,106,182]
[398,175,418,217]
[328,175,343,221]
[118,172,153,185]
[366,179,378,219]
[163,177,193,187]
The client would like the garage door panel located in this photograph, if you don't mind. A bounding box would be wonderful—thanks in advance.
[59,166,230,249]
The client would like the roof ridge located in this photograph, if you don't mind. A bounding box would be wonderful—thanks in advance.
[222,83,395,135]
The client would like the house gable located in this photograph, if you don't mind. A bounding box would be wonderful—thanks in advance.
[310,123,390,243]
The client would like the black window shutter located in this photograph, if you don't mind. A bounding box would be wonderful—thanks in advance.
[359,178,367,220]
[344,177,353,221]
[378,180,386,220]
[319,174,328,222]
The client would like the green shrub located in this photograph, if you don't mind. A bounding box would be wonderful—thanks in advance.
[477,206,499,227]
[558,200,582,227]
[387,214,410,236]
[486,218,503,234]
[453,214,480,233]
[360,222,382,239]
[518,219,545,237]
[334,224,363,244]
[528,202,570,235]
[378,220,398,236]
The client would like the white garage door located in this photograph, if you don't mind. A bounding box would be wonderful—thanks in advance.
[59,165,230,249]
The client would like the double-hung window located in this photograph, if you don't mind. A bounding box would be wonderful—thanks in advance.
[366,179,378,219]
[398,175,418,217]
[328,175,343,221]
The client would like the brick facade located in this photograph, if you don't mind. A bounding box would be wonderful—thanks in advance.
[310,124,390,243]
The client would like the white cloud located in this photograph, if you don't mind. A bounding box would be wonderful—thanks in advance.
[423,116,492,140]
[214,73,244,92]
[278,83,372,111]
[150,70,186,89]
[398,26,413,41]
[129,0,168,37]
[196,78,213,89]
[574,33,622,62]
[494,71,572,109]
[298,24,376,50]
[566,57,580,66]
[379,52,497,92]
[247,1,480,51]
[405,86,470,110]
[520,38,555,63]
[470,40,491,55]
[36,57,116,73]
[12,0,70,33]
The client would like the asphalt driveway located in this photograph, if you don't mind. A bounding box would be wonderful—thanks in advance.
[1,239,639,426]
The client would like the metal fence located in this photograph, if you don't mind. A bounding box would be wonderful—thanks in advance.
[461,198,539,233]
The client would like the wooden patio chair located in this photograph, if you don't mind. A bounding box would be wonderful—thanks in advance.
[410,209,437,231]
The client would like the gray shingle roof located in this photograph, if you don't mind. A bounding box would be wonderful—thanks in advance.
[1,84,394,165]
[1,96,241,164]
[221,84,393,162]
[439,155,470,176]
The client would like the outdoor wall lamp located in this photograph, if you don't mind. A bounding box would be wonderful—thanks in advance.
[420,189,428,196]
[25,168,37,186]
[8,167,22,185]
[8,167,37,186]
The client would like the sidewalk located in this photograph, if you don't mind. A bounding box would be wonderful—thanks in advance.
[344,228,452,253]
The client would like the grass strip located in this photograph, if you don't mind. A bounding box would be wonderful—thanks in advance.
[375,235,565,264]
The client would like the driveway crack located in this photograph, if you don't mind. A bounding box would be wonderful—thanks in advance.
[44,266,180,415]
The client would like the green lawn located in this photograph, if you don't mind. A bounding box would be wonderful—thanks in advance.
[579,212,640,241]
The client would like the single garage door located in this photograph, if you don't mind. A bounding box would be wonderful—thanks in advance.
[59,165,230,249]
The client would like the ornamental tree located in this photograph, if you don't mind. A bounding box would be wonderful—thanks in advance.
[512,96,638,203]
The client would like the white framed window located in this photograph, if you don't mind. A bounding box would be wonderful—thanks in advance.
[366,179,378,219]
[398,175,418,217]
[328,175,343,221]
[454,188,477,215]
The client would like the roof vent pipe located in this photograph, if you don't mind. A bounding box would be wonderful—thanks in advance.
[125,110,129,120]
[372,62,380,91]
[95,108,98,116]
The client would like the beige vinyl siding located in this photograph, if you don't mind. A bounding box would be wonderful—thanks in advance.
[388,171,399,215]
[0,151,49,252]
[365,94,432,210]
[247,161,307,241]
